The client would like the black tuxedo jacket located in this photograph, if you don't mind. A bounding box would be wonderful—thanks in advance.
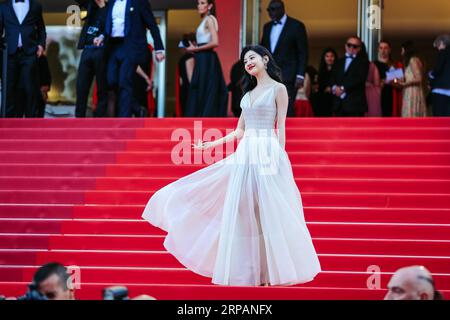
[261,16,308,83]
[76,0,106,50]
[331,55,369,114]
[104,0,164,62]
[430,47,450,90]
[0,0,46,55]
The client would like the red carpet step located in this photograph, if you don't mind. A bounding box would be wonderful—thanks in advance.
[0,118,449,300]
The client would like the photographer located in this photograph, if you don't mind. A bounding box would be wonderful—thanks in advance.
[25,262,75,300]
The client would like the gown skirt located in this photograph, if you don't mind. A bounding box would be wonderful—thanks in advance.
[184,47,229,117]
[142,127,322,286]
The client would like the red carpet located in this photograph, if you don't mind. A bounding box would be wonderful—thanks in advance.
[0,117,449,300]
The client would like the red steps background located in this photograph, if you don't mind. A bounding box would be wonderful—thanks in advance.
[0,118,449,300]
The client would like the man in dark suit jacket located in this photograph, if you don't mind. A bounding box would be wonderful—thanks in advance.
[429,35,450,117]
[331,36,369,117]
[261,0,308,117]
[15,54,51,118]
[96,0,165,117]
[0,0,46,118]
[75,0,108,118]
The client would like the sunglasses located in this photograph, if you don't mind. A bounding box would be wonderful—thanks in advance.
[346,43,361,49]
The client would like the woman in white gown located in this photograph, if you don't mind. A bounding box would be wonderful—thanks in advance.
[142,45,321,286]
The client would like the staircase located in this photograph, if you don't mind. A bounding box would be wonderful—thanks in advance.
[0,117,449,300]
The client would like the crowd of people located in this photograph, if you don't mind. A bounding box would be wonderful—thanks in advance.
[0,262,444,300]
[179,0,450,118]
[0,0,164,118]
[0,0,448,119]
[292,36,450,118]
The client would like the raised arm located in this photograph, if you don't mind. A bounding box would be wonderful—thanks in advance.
[193,113,245,150]
[275,84,289,149]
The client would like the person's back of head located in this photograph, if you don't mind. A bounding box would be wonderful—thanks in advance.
[385,265,443,300]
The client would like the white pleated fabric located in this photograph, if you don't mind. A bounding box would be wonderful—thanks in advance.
[142,83,321,286]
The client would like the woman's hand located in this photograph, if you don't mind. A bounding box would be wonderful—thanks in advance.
[391,78,405,89]
[186,41,198,53]
[192,139,214,150]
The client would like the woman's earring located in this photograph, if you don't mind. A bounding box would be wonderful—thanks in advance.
[264,62,268,70]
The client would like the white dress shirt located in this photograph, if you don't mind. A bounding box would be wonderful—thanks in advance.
[12,0,30,48]
[111,0,127,38]
[269,14,287,54]
[108,0,165,55]
[345,53,356,72]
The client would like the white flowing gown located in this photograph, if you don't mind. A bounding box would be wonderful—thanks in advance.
[142,83,322,286]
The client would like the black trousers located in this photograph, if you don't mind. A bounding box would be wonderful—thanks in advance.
[285,81,296,117]
[334,104,365,117]
[432,93,450,117]
[6,50,38,118]
[76,47,108,118]
[107,40,138,118]
[15,87,46,118]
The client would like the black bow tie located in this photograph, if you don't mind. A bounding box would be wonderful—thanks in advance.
[15,0,25,3]
[272,20,282,26]
[346,54,356,59]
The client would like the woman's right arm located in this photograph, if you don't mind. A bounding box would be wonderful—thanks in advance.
[194,113,245,150]
[208,114,245,148]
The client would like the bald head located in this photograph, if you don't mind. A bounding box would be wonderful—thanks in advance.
[385,266,436,300]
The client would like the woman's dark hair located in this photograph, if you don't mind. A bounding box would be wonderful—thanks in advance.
[318,48,338,78]
[240,45,282,93]
[402,40,418,68]
[206,0,217,17]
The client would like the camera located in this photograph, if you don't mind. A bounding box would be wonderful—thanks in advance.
[102,286,129,300]
[17,283,49,301]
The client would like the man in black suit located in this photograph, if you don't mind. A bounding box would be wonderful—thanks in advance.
[0,0,46,118]
[75,0,108,118]
[96,0,165,117]
[15,54,51,118]
[261,0,308,117]
[429,34,450,117]
[331,36,369,117]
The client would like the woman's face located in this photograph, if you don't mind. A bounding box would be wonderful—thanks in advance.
[324,52,336,66]
[197,0,212,15]
[243,50,268,77]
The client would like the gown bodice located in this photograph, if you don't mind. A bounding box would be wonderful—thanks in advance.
[196,16,218,44]
[241,84,279,131]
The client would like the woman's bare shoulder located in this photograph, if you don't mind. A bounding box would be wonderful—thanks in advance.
[274,82,288,94]
[205,15,219,31]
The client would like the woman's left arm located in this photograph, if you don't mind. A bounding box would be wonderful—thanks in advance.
[276,85,289,150]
